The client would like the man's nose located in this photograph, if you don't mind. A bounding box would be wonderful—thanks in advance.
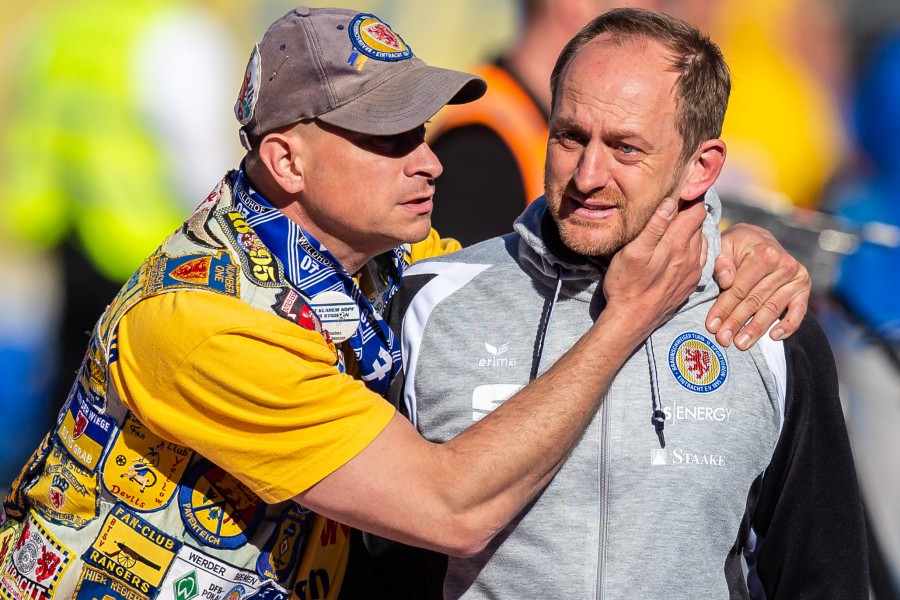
[407,140,443,180]
[572,144,611,194]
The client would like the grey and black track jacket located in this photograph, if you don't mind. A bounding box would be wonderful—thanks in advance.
[383,193,867,600]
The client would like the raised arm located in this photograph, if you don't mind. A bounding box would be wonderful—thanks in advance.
[709,223,811,349]
[296,198,707,556]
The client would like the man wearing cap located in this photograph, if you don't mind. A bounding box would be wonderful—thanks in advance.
[0,7,811,600]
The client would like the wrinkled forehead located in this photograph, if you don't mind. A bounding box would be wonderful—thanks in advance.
[555,36,679,117]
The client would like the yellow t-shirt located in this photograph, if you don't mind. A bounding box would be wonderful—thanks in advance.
[109,229,460,505]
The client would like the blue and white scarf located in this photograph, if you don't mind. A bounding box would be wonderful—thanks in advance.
[231,169,404,395]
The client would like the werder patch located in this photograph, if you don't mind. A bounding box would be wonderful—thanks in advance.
[82,503,181,598]
[102,413,192,512]
[0,521,22,567]
[26,445,99,529]
[3,433,51,521]
[0,513,72,600]
[668,332,728,394]
[178,458,264,550]
[157,545,273,600]
[255,505,310,586]
[71,565,149,600]
[55,383,116,472]
[217,211,283,287]
[145,251,239,297]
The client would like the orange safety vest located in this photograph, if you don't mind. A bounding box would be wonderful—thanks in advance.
[428,64,549,205]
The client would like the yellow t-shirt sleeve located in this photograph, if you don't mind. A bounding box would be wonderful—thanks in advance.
[409,227,462,262]
[110,291,396,504]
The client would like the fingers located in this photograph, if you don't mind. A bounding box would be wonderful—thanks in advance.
[712,254,735,290]
[629,198,678,254]
[707,248,811,349]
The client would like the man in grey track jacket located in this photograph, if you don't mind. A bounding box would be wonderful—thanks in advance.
[385,8,867,599]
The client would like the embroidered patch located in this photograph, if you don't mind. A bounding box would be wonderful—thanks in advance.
[102,413,193,513]
[0,521,22,567]
[178,458,264,550]
[255,505,310,586]
[26,445,99,529]
[242,580,289,600]
[82,503,181,598]
[99,269,146,344]
[348,14,412,61]
[235,45,261,126]
[217,211,283,287]
[3,433,51,521]
[72,564,149,600]
[158,545,273,600]
[146,251,239,297]
[182,180,227,250]
[0,513,73,600]
[77,336,110,400]
[668,332,728,393]
[55,383,116,472]
[272,288,322,333]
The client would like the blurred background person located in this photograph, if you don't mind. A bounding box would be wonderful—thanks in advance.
[0,0,241,484]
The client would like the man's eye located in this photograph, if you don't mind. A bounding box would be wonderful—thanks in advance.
[554,130,583,145]
[618,144,637,154]
[371,135,396,149]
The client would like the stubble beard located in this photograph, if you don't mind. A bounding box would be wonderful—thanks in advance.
[545,177,682,258]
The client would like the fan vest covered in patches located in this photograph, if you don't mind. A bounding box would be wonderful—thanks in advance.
[0,176,346,600]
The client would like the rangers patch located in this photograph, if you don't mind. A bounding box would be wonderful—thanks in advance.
[55,383,116,472]
[218,211,283,287]
[72,565,149,600]
[146,251,239,297]
[0,513,73,600]
[82,503,181,598]
[102,413,192,513]
[157,545,273,600]
[668,332,728,393]
[178,458,264,550]
[255,505,310,586]
[26,445,99,529]
[272,288,322,333]
[348,14,412,62]
[3,433,51,521]
[235,45,261,126]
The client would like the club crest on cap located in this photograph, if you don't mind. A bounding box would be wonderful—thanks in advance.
[235,45,261,126]
[349,14,412,62]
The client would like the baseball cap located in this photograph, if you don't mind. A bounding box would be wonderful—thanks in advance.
[234,6,487,149]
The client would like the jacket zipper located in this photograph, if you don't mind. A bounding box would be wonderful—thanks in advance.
[596,392,610,600]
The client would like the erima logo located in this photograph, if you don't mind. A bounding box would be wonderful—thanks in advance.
[485,342,509,356]
[650,448,725,466]
[478,342,518,367]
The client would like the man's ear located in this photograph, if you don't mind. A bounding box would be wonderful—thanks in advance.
[678,139,726,201]
[257,130,305,194]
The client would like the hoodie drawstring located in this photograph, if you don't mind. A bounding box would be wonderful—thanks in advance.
[530,266,563,381]
[646,335,666,448]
